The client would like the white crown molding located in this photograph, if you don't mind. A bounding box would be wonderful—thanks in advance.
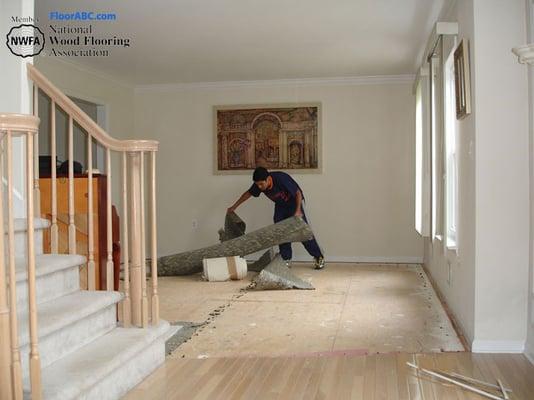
[35,57,134,90]
[135,74,415,93]
[471,340,525,353]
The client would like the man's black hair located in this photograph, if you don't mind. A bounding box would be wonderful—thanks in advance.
[252,167,269,181]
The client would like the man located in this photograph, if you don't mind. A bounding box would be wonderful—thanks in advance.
[227,167,325,269]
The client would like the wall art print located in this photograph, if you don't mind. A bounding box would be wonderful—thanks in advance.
[214,103,321,174]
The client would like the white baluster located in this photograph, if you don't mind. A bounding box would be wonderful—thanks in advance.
[33,85,40,216]
[0,132,13,400]
[27,131,43,399]
[50,101,58,253]
[140,152,148,327]
[129,152,142,326]
[68,116,76,254]
[6,132,23,399]
[87,135,95,290]
[106,149,113,291]
[150,151,159,325]
[122,153,131,326]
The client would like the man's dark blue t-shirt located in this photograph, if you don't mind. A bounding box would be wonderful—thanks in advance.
[248,171,303,210]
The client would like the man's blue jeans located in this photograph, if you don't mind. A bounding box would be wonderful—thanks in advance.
[273,206,322,261]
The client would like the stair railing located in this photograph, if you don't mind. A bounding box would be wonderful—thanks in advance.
[26,64,160,329]
[0,113,42,399]
[1,63,161,398]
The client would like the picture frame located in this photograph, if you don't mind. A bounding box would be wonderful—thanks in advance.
[453,38,472,119]
[213,103,322,174]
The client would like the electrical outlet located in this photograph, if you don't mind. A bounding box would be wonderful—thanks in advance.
[192,219,198,229]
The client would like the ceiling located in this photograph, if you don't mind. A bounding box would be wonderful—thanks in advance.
[35,0,450,85]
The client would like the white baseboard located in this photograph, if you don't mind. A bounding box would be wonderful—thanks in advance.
[525,349,534,365]
[290,255,423,264]
[471,340,525,353]
[242,252,423,264]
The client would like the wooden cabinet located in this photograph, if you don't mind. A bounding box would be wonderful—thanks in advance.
[39,174,118,290]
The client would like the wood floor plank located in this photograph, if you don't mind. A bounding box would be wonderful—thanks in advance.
[394,353,411,400]
[315,356,344,400]
[236,357,277,400]
[363,354,377,400]
[275,357,307,399]
[413,353,436,400]
[122,353,534,400]
[300,356,328,399]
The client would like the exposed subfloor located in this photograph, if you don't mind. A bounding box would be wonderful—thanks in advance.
[155,262,464,358]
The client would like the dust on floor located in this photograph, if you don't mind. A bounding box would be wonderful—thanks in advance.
[155,263,464,358]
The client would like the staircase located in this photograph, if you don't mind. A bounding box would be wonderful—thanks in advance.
[11,221,175,400]
[0,64,177,400]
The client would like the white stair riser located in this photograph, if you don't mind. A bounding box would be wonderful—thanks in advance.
[78,338,165,400]
[13,266,80,309]
[20,305,118,383]
[8,228,46,257]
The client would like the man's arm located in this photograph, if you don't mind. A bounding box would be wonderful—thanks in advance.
[227,191,252,213]
[294,190,303,217]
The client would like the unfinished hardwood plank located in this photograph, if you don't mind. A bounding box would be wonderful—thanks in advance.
[278,357,315,400]
[226,358,263,400]
[413,354,437,400]
[180,358,229,400]
[315,356,345,400]
[237,357,279,400]
[363,354,377,400]
[123,353,534,400]
[395,353,418,400]
[300,356,328,399]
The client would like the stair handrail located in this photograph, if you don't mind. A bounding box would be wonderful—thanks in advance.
[26,64,158,152]
[27,64,160,329]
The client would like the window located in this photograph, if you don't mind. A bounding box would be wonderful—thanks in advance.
[430,49,445,240]
[414,71,431,237]
[444,48,458,248]
[415,81,423,234]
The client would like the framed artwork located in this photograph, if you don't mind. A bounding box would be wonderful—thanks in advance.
[453,39,472,119]
[214,103,321,174]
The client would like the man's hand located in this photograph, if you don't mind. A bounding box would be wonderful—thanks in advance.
[294,209,303,218]
[227,206,236,214]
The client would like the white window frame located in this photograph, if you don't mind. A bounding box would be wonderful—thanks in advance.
[414,69,431,237]
[430,51,445,241]
[444,47,458,249]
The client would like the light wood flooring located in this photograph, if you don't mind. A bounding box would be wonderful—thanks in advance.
[123,352,534,399]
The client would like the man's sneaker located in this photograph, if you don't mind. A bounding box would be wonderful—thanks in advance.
[314,256,325,270]
[284,260,292,268]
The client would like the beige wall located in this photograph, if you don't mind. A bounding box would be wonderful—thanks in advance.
[134,81,423,261]
[424,0,530,351]
[424,0,477,347]
[526,0,534,367]
[34,58,135,140]
[1,0,34,217]
[473,0,529,350]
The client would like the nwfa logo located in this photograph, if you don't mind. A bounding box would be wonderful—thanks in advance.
[6,24,45,57]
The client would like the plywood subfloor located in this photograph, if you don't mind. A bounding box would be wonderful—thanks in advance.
[155,263,464,358]
[123,352,534,400]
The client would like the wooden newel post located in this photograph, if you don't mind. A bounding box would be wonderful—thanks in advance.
[0,132,13,400]
[26,131,42,399]
[128,152,143,326]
